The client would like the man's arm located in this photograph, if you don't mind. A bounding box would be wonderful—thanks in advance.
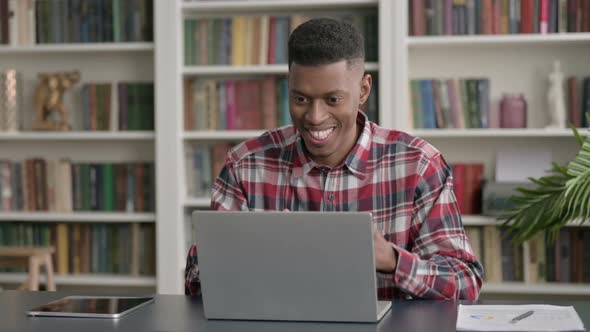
[210,160,248,211]
[387,154,484,300]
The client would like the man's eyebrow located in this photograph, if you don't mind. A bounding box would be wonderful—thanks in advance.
[289,89,347,97]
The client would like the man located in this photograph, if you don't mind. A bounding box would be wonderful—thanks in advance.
[185,18,483,300]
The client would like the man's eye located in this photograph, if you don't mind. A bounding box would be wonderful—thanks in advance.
[293,96,308,104]
[327,97,341,104]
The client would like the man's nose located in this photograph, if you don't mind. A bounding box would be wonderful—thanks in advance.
[305,100,328,124]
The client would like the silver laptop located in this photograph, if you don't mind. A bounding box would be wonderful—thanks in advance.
[193,211,392,322]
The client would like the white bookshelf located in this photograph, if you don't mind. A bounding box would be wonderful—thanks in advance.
[393,1,588,180]
[155,0,391,295]
[0,273,156,287]
[183,62,379,76]
[0,43,154,54]
[462,216,590,227]
[0,131,155,141]
[158,0,590,296]
[0,212,156,223]
[407,33,590,48]
[411,128,584,138]
[0,6,156,291]
[183,130,264,141]
[483,283,590,296]
[184,198,212,208]
[181,0,379,12]
[462,216,500,226]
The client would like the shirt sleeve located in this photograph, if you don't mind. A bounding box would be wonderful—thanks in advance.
[390,154,484,300]
[184,244,200,296]
[210,158,248,211]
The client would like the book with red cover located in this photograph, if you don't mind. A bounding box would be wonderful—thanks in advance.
[540,0,549,33]
[237,80,262,130]
[261,77,278,129]
[411,0,426,36]
[464,163,484,214]
[452,163,466,214]
[225,80,238,130]
[267,16,276,64]
[567,77,580,128]
[520,0,534,32]
[482,0,493,34]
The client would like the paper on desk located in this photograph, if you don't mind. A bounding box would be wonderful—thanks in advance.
[456,304,585,332]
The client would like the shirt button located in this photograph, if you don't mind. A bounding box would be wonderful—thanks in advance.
[328,194,335,201]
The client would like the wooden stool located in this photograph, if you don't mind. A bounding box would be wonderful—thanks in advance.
[0,247,56,291]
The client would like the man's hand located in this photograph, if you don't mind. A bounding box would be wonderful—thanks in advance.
[373,224,397,273]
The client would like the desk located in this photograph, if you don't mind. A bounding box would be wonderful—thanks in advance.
[1,291,590,332]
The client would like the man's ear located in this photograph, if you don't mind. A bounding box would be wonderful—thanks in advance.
[359,73,372,106]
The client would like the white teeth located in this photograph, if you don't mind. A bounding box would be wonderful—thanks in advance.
[309,128,334,140]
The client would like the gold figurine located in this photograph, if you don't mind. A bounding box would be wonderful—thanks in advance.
[33,71,80,131]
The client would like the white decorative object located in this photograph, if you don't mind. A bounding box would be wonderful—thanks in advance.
[546,60,567,129]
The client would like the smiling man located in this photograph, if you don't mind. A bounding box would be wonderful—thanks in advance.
[186,18,483,300]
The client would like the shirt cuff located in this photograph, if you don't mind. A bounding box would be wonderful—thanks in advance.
[391,243,414,287]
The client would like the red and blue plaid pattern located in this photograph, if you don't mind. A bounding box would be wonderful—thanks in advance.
[186,112,483,300]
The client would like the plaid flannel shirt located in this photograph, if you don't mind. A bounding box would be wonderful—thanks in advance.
[185,112,483,300]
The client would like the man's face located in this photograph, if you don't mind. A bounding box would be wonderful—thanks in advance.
[288,61,371,167]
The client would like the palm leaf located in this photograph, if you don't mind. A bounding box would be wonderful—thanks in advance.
[499,127,590,243]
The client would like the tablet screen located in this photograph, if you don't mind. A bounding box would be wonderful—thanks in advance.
[27,296,154,318]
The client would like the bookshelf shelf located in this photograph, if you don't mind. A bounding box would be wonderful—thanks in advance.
[0,273,156,287]
[183,62,379,76]
[0,43,154,54]
[483,282,590,295]
[181,0,379,12]
[462,216,499,226]
[183,130,264,141]
[0,212,156,223]
[0,131,155,141]
[407,33,590,48]
[184,197,211,208]
[462,216,590,227]
[410,129,584,138]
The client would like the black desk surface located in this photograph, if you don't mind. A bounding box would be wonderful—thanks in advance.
[1,290,589,332]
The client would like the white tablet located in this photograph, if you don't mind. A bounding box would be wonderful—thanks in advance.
[26,295,154,319]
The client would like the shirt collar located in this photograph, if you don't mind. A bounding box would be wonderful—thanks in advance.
[291,112,371,179]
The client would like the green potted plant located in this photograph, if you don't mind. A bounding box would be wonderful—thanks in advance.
[500,123,590,243]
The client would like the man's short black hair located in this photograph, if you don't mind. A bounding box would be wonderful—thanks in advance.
[288,18,365,69]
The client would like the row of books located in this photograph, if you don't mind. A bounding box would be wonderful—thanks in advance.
[0,222,156,276]
[0,0,153,45]
[409,78,490,129]
[184,77,380,131]
[184,78,290,131]
[81,82,154,131]
[409,0,590,36]
[0,159,155,213]
[185,143,233,197]
[184,14,378,66]
[567,76,590,128]
[468,226,590,283]
[0,70,22,131]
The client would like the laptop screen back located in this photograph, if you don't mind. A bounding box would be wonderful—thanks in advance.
[193,211,381,322]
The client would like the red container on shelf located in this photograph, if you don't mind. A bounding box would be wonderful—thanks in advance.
[499,94,527,128]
